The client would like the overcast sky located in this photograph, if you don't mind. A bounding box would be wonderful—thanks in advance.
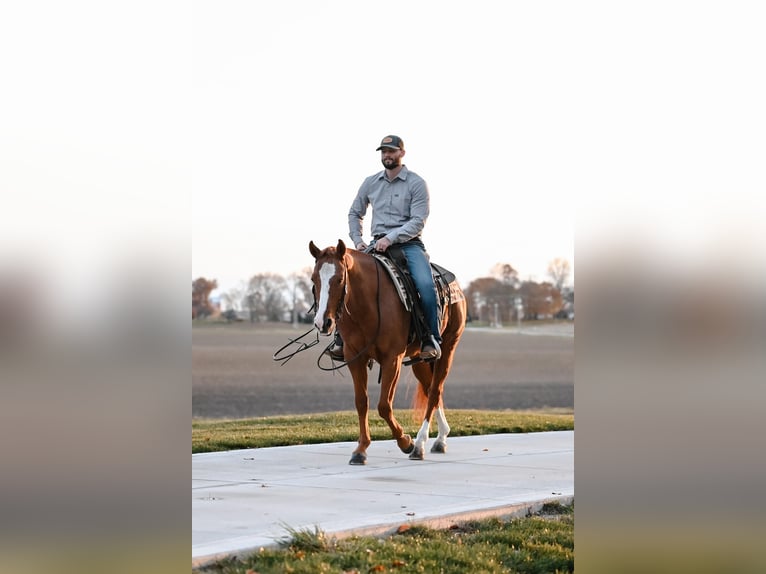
[192,1,579,293]
[2,2,762,310]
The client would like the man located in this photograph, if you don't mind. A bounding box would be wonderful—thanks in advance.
[327,134,442,361]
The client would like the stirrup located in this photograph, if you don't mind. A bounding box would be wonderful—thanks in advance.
[325,342,344,361]
[420,336,441,361]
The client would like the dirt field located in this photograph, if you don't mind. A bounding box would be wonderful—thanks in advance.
[192,322,574,419]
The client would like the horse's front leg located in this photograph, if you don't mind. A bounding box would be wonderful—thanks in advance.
[347,360,370,465]
[377,357,414,455]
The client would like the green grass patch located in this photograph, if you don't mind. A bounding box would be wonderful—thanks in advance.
[192,409,573,454]
[195,503,574,573]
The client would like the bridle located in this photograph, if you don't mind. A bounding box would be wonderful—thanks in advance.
[317,252,383,372]
[333,257,349,322]
[272,251,383,372]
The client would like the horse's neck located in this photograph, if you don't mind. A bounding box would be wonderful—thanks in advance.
[345,253,378,304]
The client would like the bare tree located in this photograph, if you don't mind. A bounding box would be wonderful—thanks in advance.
[490,263,520,286]
[220,281,246,313]
[244,291,259,323]
[547,258,571,291]
[286,268,313,325]
[247,273,289,322]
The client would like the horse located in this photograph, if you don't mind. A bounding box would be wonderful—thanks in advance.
[309,239,467,464]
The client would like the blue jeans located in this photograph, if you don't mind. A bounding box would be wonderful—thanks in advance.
[399,241,441,344]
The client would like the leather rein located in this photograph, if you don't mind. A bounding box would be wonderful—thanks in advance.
[272,251,384,371]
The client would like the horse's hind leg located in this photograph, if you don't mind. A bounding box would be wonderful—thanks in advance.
[430,406,450,453]
[409,405,450,458]
[410,335,460,459]
[409,361,434,460]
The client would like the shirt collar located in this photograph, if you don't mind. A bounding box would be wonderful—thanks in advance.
[377,164,409,182]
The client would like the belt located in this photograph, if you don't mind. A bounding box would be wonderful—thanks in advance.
[374,234,421,242]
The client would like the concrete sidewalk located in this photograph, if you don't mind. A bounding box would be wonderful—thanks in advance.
[193,431,573,569]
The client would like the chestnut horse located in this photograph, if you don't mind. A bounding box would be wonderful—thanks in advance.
[309,239,467,464]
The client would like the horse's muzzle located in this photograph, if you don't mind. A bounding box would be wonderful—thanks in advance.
[315,316,335,335]
[322,317,334,334]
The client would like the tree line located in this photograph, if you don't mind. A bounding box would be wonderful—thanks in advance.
[464,260,573,324]
[192,258,572,324]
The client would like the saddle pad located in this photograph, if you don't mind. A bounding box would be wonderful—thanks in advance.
[371,254,462,311]
[371,253,412,311]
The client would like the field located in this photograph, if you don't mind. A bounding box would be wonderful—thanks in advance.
[193,321,574,419]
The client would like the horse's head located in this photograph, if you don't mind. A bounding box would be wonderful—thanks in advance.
[309,239,351,335]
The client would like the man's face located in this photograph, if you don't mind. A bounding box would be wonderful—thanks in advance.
[380,147,404,170]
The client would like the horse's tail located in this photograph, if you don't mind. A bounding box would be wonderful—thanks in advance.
[411,380,429,424]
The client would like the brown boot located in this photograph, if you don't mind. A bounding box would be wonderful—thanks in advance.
[324,334,344,361]
[420,338,441,361]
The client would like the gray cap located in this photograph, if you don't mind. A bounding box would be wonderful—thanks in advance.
[376,135,404,151]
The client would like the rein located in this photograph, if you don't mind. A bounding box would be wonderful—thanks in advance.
[272,327,321,365]
[272,299,320,365]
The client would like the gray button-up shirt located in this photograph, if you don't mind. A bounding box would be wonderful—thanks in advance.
[348,165,429,248]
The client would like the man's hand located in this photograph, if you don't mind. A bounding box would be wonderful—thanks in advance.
[356,242,368,251]
[374,237,392,252]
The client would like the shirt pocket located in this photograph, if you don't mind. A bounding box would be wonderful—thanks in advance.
[389,184,411,219]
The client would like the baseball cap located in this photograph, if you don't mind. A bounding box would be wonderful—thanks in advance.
[376,135,404,151]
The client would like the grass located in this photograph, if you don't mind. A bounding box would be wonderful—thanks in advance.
[193,411,574,572]
[192,409,574,453]
[195,502,574,573]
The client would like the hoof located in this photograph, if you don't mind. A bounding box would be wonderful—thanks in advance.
[349,452,367,465]
[401,441,415,454]
[409,446,425,460]
[430,441,447,454]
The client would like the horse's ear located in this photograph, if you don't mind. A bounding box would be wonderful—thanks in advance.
[309,241,321,259]
[336,239,346,258]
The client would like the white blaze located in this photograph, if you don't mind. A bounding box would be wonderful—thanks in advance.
[313,262,337,331]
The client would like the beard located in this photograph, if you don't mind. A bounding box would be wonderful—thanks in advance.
[381,156,401,170]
